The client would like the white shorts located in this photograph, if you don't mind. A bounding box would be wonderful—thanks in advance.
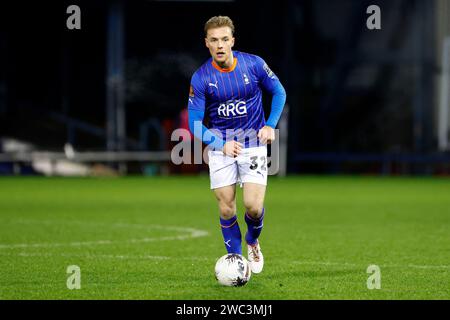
[208,146,268,189]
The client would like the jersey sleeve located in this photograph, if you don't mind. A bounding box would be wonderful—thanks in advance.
[187,71,206,112]
[252,55,287,128]
[252,55,280,93]
[187,70,225,150]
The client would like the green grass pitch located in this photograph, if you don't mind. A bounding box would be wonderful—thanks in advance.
[0,175,449,299]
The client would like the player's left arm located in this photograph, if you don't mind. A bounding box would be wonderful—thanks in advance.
[254,56,287,144]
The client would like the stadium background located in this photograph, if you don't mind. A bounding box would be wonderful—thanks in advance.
[1,0,449,175]
[0,0,449,300]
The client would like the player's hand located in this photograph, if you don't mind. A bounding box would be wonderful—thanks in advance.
[222,141,243,157]
[258,126,275,144]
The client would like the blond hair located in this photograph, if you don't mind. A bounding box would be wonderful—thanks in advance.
[204,16,235,36]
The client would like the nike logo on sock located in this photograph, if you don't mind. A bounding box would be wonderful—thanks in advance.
[224,239,231,247]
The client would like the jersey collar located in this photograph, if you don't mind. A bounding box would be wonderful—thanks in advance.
[212,57,237,73]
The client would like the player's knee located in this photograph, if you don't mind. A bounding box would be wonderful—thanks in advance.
[245,203,263,218]
[219,208,236,220]
[218,200,236,219]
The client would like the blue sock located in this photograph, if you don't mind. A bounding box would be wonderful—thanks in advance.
[245,208,265,245]
[220,215,242,254]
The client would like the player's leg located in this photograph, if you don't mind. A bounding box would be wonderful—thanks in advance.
[208,149,242,254]
[213,185,242,254]
[243,182,266,244]
[242,182,266,273]
[237,146,268,273]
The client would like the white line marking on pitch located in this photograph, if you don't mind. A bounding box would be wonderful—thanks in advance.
[2,253,448,270]
[292,260,450,270]
[0,219,209,249]
[0,251,212,261]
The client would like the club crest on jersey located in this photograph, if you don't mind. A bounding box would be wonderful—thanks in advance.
[243,73,250,85]
[218,99,247,118]
[263,63,275,79]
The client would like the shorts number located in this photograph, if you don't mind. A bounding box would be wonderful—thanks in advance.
[250,156,267,171]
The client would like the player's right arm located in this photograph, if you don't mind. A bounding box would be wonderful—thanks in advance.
[188,73,242,156]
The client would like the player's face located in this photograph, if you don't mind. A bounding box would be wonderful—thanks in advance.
[205,26,235,67]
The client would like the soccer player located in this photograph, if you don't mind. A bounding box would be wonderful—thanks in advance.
[187,16,286,274]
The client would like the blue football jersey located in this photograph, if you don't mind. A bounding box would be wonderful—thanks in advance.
[188,51,281,147]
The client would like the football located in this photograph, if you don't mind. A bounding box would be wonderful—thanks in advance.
[214,253,252,287]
